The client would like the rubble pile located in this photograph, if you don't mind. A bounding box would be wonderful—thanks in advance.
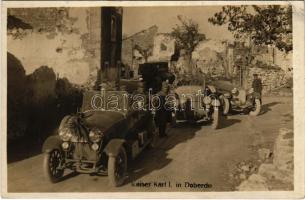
[237,128,293,191]
[230,161,260,185]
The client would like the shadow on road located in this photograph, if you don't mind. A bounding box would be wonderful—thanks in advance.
[225,101,281,117]
[260,102,281,115]
[59,171,80,183]
[220,117,241,129]
[124,123,201,186]
[7,138,44,164]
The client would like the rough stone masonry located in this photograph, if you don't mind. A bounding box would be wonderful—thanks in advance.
[237,128,293,191]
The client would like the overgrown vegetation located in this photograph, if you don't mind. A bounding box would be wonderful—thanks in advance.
[208,5,292,52]
[171,15,206,72]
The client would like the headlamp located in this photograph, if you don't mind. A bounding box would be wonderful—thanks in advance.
[91,143,99,151]
[231,88,238,94]
[89,128,103,143]
[62,142,69,150]
[59,128,73,141]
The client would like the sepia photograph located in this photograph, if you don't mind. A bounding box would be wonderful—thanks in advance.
[1,1,304,198]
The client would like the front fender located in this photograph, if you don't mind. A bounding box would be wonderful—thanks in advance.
[104,139,126,157]
[42,135,62,153]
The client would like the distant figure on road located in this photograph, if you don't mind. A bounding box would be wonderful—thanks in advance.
[252,73,262,96]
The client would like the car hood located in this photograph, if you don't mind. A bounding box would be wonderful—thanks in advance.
[82,110,126,133]
[212,80,236,93]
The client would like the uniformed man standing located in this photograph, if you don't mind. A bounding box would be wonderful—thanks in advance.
[252,73,263,99]
[155,80,171,138]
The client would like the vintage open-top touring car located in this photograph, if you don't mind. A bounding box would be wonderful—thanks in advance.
[221,87,262,116]
[171,74,222,129]
[214,80,262,116]
[42,61,176,187]
[42,80,157,187]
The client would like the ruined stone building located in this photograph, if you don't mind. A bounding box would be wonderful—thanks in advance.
[121,25,158,78]
[7,7,123,140]
[8,7,123,86]
[150,33,175,62]
[121,26,175,78]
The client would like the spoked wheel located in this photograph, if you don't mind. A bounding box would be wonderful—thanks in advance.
[108,146,127,187]
[43,149,64,183]
[222,98,230,115]
[249,99,261,116]
[211,107,220,130]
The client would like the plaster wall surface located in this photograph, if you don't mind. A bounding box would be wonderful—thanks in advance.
[8,7,101,85]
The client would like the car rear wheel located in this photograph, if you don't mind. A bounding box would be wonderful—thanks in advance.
[249,98,261,116]
[108,146,127,187]
[211,107,220,130]
[43,149,64,183]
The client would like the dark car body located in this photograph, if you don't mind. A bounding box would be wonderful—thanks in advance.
[138,62,175,93]
[42,81,157,186]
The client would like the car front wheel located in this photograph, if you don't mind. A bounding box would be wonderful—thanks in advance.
[249,98,261,116]
[211,107,220,130]
[43,149,64,183]
[108,146,127,187]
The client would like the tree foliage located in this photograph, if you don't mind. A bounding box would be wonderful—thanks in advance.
[208,5,292,52]
[171,15,206,57]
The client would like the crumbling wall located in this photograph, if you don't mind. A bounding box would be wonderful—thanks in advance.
[7,7,101,86]
[121,25,158,71]
[174,39,226,78]
[150,34,175,62]
[7,8,100,142]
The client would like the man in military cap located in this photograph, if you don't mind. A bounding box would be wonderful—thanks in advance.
[252,73,262,97]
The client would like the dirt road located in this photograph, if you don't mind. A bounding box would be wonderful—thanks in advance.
[7,96,293,192]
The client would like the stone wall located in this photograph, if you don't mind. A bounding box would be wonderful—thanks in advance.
[237,128,293,191]
[245,67,293,95]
